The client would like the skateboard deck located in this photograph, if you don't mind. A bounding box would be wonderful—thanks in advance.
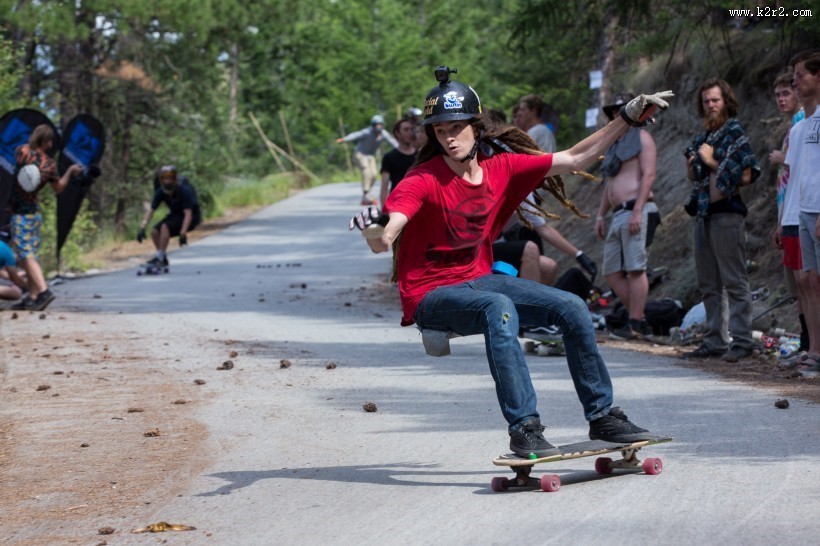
[137,264,169,276]
[521,330,565,356]
[491,436,672,492]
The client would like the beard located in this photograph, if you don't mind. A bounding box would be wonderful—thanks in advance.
[704,109,728,132]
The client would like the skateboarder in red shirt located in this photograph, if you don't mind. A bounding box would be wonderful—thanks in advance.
[351,66,673,457]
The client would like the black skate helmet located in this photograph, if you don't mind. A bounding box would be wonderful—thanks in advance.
[422,66,482,126]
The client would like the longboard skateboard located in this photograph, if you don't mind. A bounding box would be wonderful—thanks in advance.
[137,264,169,276]
[491,436,672,492]
[521,330,565,357]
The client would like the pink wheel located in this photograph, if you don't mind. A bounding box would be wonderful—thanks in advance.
[595,457,613,474]
[642,457,663,475]
[491,477,508,492]
[540,474,561,492]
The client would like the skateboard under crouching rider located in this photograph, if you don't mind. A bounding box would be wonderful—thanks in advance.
[136,165,201,272]
[351,65,674,459]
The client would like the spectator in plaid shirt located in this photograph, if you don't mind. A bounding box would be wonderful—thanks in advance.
[682,78,760,363]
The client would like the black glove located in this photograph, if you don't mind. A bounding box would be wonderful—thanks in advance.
[137,228,146,243]
[576,252,598,280]
[179,233,188,247]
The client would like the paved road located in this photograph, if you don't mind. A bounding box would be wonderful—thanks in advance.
[44,183,820,544]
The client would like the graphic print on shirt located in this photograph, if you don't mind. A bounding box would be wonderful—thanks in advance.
[424,194,494,266]
[806,117,819,145]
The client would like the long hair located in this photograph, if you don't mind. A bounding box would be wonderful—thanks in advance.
[29,124,54,151]
[696,78,739,119]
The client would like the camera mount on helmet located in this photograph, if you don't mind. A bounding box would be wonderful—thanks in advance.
[434,66,458,86]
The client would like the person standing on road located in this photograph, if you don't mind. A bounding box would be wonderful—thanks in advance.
[137,165,201,268]
[785,51,820,373]
[8,125,83,311]
[350,67,672,457]
[594,92,660,341]
[337,115,398,205]
[769,71,810,362]
[379,118,418,207]
[682,78,760,362]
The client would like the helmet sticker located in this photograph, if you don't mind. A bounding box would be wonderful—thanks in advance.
[443,91,465,110]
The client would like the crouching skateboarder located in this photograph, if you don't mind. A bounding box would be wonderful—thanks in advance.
[351,67,673,457]
[137,165,201,268]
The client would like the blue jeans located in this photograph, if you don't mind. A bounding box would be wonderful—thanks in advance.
[414,273,614,432]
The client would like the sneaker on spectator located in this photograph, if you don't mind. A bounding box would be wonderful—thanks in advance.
[721,346,753,362]
[31,289,55,311]
[10,296,34,311]
[682,344,726,359]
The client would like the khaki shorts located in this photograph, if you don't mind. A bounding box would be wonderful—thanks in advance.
[602,202,658,275]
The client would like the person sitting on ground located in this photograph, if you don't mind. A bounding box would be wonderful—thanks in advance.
[137,165,201,267]
[351,66,672,457]
[0,234,27,302]
[8,125,83,311]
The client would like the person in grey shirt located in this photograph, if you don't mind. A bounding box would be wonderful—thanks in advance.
[337,114,398,204]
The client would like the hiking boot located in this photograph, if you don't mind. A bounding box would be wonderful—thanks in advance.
[682,344,726,359]
[721,346,753,362]
[589,407,654,443]
[31,289,55,311]
[509,418,560,458]
[10,296,34,311]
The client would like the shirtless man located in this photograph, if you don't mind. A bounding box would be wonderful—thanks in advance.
[594,93,659,340]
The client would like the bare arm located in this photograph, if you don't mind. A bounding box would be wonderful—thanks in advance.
[535,224,578,257]
[628,131,657,235]
[181,209,193,236]
[140,207,155,229]
[367,212,408,253]
[50,164,83,195]
[595,189,612,239]
[380,172,390,208]
[549,117,630,176]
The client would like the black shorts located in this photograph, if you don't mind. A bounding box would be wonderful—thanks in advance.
[155,214,199,237]
[491,241,530,274]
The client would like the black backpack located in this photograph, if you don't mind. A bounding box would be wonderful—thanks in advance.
[644,299,684,335]
[554,267,593,302]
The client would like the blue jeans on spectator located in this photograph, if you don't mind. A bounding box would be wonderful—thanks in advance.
[414,273,614,432]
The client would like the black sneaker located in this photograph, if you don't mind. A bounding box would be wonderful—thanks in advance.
[509,418,560,458]
[609,324,637,341]
[589,407,654,443]
[721,346,753,362]
[10,296,34,311]
[31,289,55,311]
[682,344,726,359]
[637,319,654,340]
[145,256,162,266]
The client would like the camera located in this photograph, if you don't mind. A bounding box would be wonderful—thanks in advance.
[434,65,457,84]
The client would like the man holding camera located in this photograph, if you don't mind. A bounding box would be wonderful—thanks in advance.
[682,79,760,362]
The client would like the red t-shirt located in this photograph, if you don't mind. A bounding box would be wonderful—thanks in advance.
[384,152,553,325]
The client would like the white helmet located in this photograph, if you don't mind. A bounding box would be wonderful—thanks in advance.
[17,164,41,193]
[370,114,385,126]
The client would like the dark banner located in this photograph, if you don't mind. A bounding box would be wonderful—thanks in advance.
[0,108,60,228]
[56,114,105,256]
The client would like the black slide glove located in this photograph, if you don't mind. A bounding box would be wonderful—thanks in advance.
[137,228,146,243]
[576,252,598,280]
[179,233,188,247]
[349,206,382,231]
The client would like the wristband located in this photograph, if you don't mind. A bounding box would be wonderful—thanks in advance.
[596,216,604,222]
[620,106,649,127]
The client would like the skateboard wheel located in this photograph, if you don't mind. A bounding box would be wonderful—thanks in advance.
[540,474,561,492]
[595,457,613,474]
[491,477,508,492]
[642,457,663,475]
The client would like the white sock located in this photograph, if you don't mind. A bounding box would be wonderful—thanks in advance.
[157,251,166,260]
